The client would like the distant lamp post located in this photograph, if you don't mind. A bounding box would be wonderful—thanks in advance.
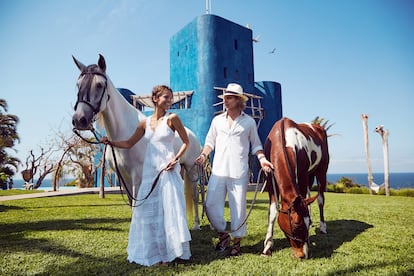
[375,125,390,196]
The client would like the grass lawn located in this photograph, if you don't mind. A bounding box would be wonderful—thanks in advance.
[1,192,413,275]
[0,189,44,196]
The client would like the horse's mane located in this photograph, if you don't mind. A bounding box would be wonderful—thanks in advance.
[101,76,147,127]
[96,113,104,129]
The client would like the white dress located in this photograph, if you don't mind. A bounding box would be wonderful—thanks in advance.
[127,113,191,266]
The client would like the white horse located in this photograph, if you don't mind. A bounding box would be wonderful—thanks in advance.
[71,54,202,230]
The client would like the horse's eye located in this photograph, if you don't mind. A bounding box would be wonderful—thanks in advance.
[96,83,103,89]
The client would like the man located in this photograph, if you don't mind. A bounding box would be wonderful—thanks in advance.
[195,83,273,256]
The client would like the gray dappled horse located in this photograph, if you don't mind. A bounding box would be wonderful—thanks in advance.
[72,54,203,230]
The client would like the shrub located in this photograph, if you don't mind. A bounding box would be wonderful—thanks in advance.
[334,182,346,193]
[396,189,414,197]
[327,183,336,192]
[347,187,370,194]
[377,188,414,197]
[337,176,360,188]
[63,179,78,187]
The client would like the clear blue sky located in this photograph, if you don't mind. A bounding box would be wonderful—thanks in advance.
[1,0,413,177]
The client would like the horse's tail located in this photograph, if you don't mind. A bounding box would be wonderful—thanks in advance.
[183,172,195,220]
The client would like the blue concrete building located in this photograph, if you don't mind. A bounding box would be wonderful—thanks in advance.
[134,14,282,145]
[97,14,283,186]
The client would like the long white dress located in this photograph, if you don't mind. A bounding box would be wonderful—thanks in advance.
[127,113,192,266]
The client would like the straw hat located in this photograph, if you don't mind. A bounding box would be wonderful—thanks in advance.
[218,83,248,102]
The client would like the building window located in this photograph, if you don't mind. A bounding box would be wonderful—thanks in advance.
[234,39,238,50]
[235,69,239,80]
[223,67,227,78]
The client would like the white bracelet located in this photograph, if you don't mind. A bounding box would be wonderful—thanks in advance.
[258,155,266,161]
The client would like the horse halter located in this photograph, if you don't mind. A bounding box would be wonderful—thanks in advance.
[74,70,109,115]
[279,195,309,244]
[268,170,309,244]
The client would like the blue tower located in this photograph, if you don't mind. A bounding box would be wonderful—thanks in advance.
[168,14,282,145]
[97,14,283,187]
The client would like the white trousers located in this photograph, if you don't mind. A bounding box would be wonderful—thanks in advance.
[205,174,248,238]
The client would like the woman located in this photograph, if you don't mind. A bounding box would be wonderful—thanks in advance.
[100,85,191,266]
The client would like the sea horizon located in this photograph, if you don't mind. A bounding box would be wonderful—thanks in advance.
[327,172,414,189]
[8,172,414,190]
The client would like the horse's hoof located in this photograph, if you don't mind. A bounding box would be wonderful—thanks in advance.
[319,222,327,234]
[260,251,272,257]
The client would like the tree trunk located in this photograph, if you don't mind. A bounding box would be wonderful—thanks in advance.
[376,126,390,196]
[53,146,73,191]
[383,130,390,196]
[361,114,373,195]
[33,165,55,189]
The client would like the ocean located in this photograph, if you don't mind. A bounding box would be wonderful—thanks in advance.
[7,172,414,190]
[9,179,108,190]
[326,172,414,189]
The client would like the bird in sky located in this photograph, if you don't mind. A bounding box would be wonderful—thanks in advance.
[269,48,276,54]
[252,35,260,43]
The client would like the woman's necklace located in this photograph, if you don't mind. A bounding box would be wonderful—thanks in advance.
[150,113,165,130]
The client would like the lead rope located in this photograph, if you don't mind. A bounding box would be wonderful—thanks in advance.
[197,164,207,219]
[260,170,280,213]
[107,141,164,207]
[203,167,267,234]
[72,128,161,207]
[73,127,136,204]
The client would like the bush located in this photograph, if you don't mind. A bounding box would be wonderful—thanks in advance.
[326,183,336,192]
[63,179,78,187]
[334,182,346,193]
[377,188,414,197]
[347,187,370,194]
[337,176,360,188]
[396,189,414,197]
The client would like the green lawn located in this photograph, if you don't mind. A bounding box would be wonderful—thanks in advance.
[1,192,413,275]
[0,189,44,196]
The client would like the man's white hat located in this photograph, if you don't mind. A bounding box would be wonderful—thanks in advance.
[218,83,248,102]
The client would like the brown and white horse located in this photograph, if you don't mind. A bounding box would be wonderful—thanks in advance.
[261,117,329,259]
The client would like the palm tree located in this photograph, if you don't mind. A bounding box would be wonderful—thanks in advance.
[0,99,21,188]
[311,116,335,132]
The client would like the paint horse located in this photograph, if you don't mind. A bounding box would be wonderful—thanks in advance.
[71,54,203,230]
[262,117,329,258]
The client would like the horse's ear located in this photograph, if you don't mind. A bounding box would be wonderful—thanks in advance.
[98,54,106,73]
[304,194,318,205]
[72,55,86,71]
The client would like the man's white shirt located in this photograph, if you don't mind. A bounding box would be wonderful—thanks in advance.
[205,112,263,179]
